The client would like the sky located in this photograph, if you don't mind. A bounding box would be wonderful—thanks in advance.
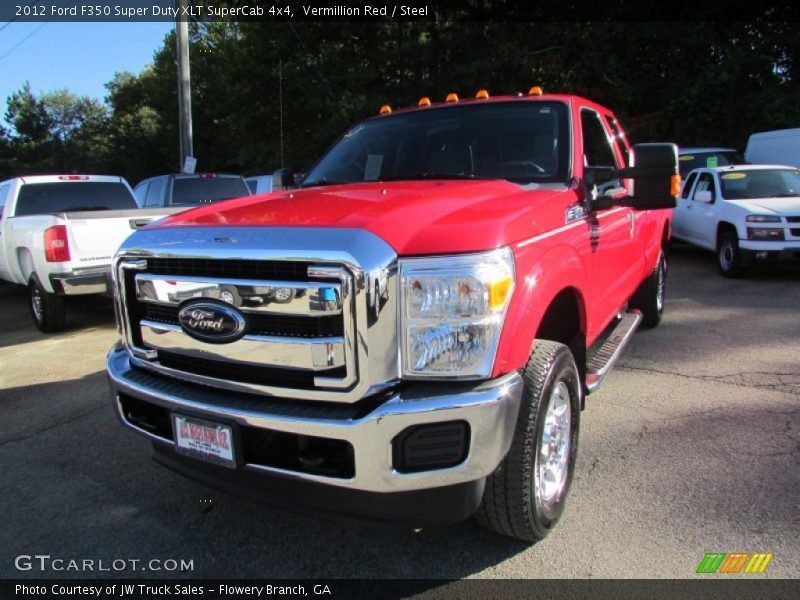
[0,21,173,120]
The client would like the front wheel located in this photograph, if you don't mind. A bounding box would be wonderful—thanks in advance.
[717,232,743,278]
[477,340,581,542]
[29,276,66,333]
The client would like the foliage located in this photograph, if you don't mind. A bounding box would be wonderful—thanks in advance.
[1,20,798,183]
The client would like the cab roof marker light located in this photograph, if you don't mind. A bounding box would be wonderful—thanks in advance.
[445,93,459,103]
[379,105,392,115]
[475,89,489,99]
[528,86,543,96]
[418,97,431,107]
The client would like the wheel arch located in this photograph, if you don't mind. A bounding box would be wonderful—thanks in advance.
[716,221,737,248]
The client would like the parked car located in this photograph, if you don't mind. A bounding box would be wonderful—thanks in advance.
[678,147,746,177]
[0,174,181,331]
[133,173,251,208]
[107,89,678,542]
[745,128,800,168]
[673,164,800,276]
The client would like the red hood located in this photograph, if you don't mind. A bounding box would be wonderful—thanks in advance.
[155,180,570,255]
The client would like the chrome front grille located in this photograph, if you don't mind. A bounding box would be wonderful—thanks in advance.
[113,227,400,404]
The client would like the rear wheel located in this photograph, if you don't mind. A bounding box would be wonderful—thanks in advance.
[717,232,743,278]
[29,276,66,333]
[629,250,666,328]
[477,340,581,542]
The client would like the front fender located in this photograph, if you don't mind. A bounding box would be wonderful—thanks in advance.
[492,242,588,377]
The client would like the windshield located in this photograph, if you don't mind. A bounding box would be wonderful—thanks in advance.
[14,182,136,216]
[302,101,569,187]
[679,151,744,176]
[171,177,250,206]
[720,169,800,199]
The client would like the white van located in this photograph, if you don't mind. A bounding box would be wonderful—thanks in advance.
[745,128,800,168]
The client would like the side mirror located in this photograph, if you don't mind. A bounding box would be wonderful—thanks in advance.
[693,190,713,203]
[618,143,679,209]
[273,167,296,190]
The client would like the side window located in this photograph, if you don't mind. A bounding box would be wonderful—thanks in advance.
[681,172,698,199]
[581,109,618,168]
[144,178,165,207]
[0,183,10,218]
[605,116,631,167]
[692,173,717,201]
[134,182,149,206]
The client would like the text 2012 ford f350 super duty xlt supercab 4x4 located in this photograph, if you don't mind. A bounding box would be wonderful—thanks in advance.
[106,89,679,542]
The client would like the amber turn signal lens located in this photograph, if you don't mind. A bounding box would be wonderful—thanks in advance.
[445,93,459,103]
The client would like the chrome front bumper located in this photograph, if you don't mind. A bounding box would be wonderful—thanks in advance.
[51,268,111,295]
[107,347,523,493]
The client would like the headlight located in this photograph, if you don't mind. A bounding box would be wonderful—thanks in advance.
[747,227,785,241]
[399,247,515,379]
[746,215,781,223]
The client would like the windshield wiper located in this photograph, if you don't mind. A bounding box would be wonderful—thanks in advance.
[382,172,492,181]
[65,206,110,212]
[301,178,349,188]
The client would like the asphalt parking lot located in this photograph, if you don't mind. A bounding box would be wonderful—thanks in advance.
[0,245,798,580]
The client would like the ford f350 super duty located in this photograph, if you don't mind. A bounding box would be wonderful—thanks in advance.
[106,89,679,541]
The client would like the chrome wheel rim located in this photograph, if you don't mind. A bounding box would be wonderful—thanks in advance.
[273,288,292,302]
[720,241,734,271]
[656,256,666,313]
[536,381,572,508]
[31,287,44,322]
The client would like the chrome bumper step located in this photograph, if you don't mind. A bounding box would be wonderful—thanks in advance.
[585,309,642,394]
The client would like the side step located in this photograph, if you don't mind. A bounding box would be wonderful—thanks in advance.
[585,309,642,394]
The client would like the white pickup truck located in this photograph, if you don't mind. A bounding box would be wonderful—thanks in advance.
[673,165,800,276]
[0,174,180,332]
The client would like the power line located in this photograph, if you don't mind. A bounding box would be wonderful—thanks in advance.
[0,0,40,34]
[0,1,76,63]
[0,21,50,62]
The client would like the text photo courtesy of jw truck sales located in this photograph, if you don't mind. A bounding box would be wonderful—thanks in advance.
[0,2,798,598]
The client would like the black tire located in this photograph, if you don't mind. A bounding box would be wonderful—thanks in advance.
[217,285,242,307]
[29,276,66,333]
[717,232,743,278]
[629,250,666,328]
[477,340,581,542]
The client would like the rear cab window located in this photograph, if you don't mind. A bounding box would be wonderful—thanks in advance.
[171,176,250,206]
[14,181,138,216]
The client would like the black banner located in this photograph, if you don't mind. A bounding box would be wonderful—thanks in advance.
[2,0,800,23]
[2,579,800,600]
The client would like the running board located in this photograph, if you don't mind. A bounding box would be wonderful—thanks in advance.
[585,310,642,394]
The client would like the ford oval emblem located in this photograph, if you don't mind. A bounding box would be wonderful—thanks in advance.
[178,301,246,344]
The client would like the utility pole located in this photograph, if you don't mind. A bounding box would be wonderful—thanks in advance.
[176,0,194,172]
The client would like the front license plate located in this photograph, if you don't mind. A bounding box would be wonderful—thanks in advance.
[173,414,236,469]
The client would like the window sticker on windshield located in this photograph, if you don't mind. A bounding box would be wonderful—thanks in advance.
[706,156,718,168]
[721,172,747,180]
[364,155,383,181]
[679,155,694,161]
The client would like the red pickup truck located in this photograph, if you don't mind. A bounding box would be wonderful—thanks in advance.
[107,89,678,542]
